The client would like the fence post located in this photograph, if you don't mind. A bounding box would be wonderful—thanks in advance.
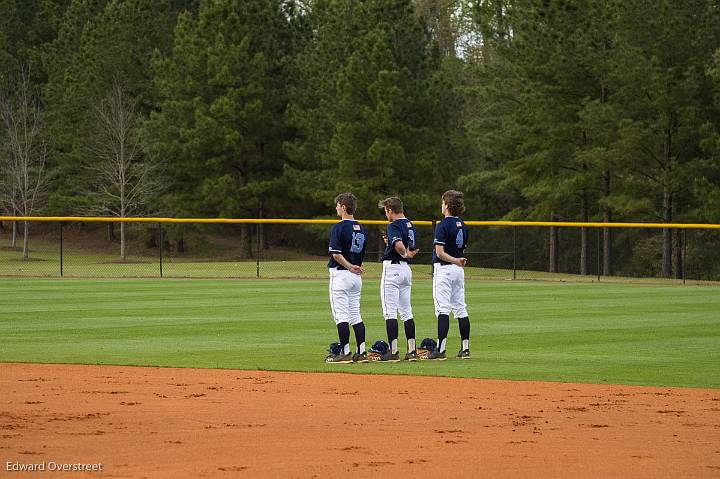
[682,228,687,285]
[59,222,64,277]
[512,226,517,281]
[430,219,436,277]
[159,222,164,278]
[596,228,601,282]
[256,223,261,279]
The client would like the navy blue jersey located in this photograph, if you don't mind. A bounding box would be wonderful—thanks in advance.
[381,218,417,262]
[328,220,367,269]
[432,216,468,264]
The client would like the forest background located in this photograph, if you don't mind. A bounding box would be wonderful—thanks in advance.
[2,0,720,278]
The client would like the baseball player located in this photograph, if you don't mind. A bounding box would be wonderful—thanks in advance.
[377,197,419,361]
[325,192,368,364]
[427,190,471,360]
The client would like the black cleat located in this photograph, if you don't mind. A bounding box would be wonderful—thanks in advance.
[426,350,447,361]
[404,350,418,361]
[379,351,401,362]
[352,352,368,363]
[456,349,471,359]
[325,353,353,364]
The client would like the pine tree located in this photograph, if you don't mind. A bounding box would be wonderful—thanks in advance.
[468,1,621,273]
[611,0,720,277]
[143,0,294,253]
[285,0,461,219]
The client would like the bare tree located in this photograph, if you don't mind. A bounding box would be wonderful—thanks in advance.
[85,80,158,261]
[0,68,48,259]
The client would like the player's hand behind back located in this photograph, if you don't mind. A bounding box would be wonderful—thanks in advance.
[349,264,365,275]
[406,248,420,259]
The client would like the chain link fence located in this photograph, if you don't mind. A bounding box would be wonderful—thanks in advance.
[1,219,718,284]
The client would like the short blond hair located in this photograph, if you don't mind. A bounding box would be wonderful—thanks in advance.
[378,197,403,214]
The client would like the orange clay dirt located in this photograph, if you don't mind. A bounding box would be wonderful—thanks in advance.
[1,363,719,478]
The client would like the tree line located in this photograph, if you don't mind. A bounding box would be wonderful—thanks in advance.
[1,0,719,277]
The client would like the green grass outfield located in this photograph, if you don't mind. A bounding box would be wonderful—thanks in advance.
[1,278,719,389]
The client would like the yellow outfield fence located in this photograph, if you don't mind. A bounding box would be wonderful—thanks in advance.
[0,216,412,226]
[2,216,720,229]
[1,216,719,283]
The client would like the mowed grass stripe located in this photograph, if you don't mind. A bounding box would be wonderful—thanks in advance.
[0,278,718,388]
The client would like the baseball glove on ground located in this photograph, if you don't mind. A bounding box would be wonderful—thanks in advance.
[416,338,437,360]
[367,340,389,361]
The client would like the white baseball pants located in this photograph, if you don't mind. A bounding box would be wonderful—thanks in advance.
[432,263,468,318]
[329,268,363,325]
[380,261,413,321]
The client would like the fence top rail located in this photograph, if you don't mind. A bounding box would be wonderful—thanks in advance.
[1,216,720,229]
[0,216,402,226]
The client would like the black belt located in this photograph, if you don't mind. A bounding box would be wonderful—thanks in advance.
[389,260,407,264]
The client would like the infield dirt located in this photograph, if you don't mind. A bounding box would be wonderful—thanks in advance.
[1,363,719,478]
